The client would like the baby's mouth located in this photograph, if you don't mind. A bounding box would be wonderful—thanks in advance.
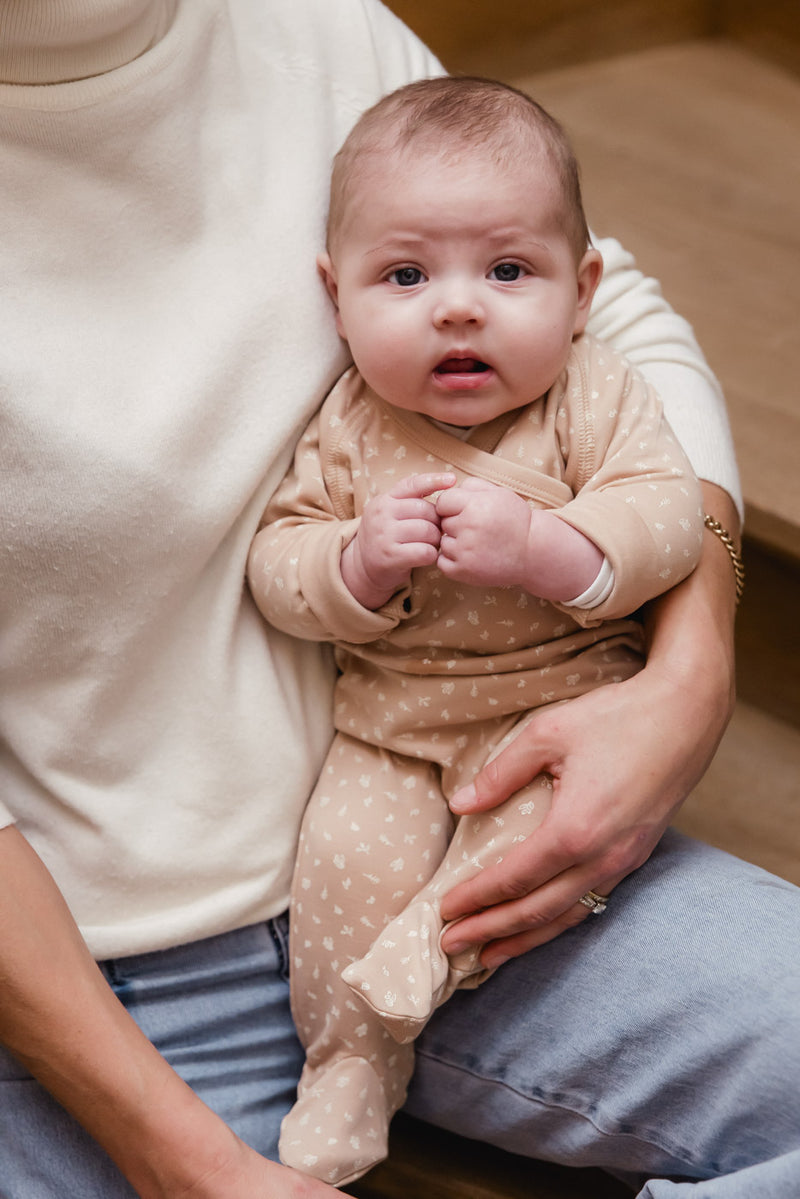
[435,357,490,375]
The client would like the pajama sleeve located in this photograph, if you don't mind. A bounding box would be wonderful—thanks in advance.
[589,234,742,517]
[247,398,408,645]
[547,337,705,625]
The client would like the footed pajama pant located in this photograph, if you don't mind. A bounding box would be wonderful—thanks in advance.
[279,715,552,1185]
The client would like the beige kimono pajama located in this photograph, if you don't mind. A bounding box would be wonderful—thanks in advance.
[248,333,703,1184]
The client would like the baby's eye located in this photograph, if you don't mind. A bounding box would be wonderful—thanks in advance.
[389,267,425,287]
[489,262,524,282]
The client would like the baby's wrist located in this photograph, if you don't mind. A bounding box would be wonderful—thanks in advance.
[521,510,604,602]
[340,540,398,610]
[519,508,548,595]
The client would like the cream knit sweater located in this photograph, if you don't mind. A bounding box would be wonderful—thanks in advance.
[0,0,741,958]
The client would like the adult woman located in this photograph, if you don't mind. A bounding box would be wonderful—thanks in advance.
[1,2,798,1196]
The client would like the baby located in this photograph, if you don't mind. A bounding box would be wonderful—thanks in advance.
[248,76,704,1186]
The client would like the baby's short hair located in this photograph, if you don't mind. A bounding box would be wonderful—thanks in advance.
[327,76,591,262]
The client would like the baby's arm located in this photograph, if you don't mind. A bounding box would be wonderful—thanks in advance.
[435,478,604,603]
[341,472,456,609]
[248,399,417,645]
[249,396,455,639]
[435,343,704,619]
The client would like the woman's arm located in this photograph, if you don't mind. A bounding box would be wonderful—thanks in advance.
[0,825,335,1199]
[440,481,738,965]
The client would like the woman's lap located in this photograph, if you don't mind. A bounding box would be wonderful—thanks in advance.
[410,829,800,1195]
[0,918,304,1197]
[1,831,798,1197]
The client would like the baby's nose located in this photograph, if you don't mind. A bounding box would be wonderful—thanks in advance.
[432,284,486,328]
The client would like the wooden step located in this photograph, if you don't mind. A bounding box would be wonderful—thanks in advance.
[673,699,800,886]
[511,40,800,560]
[385,0,714,79]
[386,0,800,81]
[346,1113,630,1199]
[735,536,800,728]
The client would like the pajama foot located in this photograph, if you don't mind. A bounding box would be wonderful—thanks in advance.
[342,900,484,1044]
[278,1056,390,1186]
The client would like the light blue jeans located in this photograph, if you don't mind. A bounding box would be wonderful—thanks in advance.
[1,831,799,1197]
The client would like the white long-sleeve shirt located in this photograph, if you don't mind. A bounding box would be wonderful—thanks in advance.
[0,0,740,958]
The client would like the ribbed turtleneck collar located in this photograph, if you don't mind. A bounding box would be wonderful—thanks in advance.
[0,0,176,84]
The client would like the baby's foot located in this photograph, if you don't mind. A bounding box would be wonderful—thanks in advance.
[279,1056,389,1186]
[342,900,482,1043]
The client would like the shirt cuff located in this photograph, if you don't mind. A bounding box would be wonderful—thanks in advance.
[562,557,615,610]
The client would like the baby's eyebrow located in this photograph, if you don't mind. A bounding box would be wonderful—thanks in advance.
[364,233,428,257]
[360,227,557,264]
[484,226,530,242]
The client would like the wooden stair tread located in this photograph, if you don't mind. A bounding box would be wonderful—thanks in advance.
[673,699,800,885]
[346,1113,631,1199]
[512,40,800,558]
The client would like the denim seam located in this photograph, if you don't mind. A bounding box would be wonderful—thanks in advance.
[413,1047,721,1178]
[267,913,292,983]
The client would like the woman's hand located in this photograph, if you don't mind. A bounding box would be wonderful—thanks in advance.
[440,482,739,967]
[170,1142,337,1199]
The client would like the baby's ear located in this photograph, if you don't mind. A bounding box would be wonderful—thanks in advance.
[317,252,346,337]
[573,247,603,336]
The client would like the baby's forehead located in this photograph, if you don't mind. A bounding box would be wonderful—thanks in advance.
[328,152,567,269]
[325,103,574,259]
[340,130,555,214]
[373,122,549,173]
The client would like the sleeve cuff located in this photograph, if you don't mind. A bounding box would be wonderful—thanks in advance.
[563,557,615,610]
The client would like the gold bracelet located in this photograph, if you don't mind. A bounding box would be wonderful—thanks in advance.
[703,514,745,604]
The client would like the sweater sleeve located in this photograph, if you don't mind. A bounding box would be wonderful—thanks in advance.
[547,337,705,625]
[247,387,407,645]
[588,234,742,519]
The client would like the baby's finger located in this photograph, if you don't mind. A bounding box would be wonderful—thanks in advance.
[391,541,441,572]
[434,488,467,518]
[456,477,500,493]
[394,517,443,547]
[390,472,457,501]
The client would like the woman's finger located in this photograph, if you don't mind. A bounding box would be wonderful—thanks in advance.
[448,727,554,816]
[477,890,615,967]
[439,812,578,925]
[443,867,623,964]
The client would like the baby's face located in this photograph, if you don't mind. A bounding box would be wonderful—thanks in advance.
[320,145,601,426]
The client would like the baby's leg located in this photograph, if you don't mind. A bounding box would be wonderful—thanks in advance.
[341,713,552,1044]
[279,735,452,1186]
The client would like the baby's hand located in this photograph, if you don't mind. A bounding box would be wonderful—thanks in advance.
[435,478,533,589]
[437,479,605,600]
[342,473,456,609]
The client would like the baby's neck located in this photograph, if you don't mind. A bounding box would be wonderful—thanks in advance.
[428,418,475,440]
